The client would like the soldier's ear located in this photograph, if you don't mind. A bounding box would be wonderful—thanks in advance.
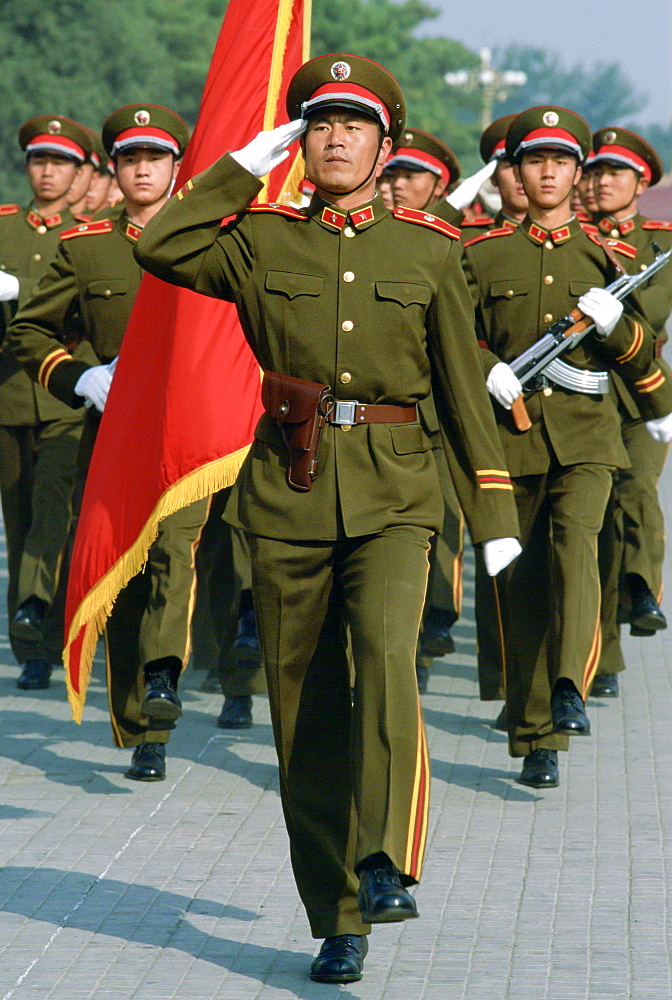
[378,135,393,165]
[172,158,181,182]
[636,175,650,196]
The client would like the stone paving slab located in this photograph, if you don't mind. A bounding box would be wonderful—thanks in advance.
[1,459,672,999]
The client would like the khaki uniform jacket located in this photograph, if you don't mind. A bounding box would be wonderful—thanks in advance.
[8,212,145,407]
[462,215,672,477]
[0,204,85,424]
[134,154,519,544]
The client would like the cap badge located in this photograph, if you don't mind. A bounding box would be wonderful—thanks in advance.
[330,61,351,81]
[604,129,617,144]
[134,109,151,126]
[542,111,559,127]
[47,120,62,134]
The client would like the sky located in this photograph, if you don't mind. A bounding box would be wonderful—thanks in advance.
[418,0,672,126]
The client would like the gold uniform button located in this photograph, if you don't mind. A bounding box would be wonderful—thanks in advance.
[340,372,352,384]
[32,253,42,262]
[343,271,355,282]
[104,289,112,298]
[343,226,355,238]
[341,424,352,432]
[640,264,647,271]
[544,240,553,249]
[611,229,619,237]
[543,274,553,284]
[36,225,47,234]
[342,320,353,332]
[542,386,553,396]
[506,289,514,298]
[544,313,553,323]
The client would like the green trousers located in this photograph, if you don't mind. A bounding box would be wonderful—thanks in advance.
[248,524,432,938]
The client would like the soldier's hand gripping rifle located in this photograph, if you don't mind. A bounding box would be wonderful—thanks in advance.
[507,243,671,432]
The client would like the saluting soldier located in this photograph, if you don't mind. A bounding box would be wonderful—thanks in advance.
[134,53,520,983]
[8,105,209,782]
[588,128,672,695]
[0,115,93,690]
[463,106,672,789]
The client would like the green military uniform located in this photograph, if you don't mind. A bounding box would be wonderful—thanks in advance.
[134,50,520,937]
[8,105,207,749]
[464,205,671,754]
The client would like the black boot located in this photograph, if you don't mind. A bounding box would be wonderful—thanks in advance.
[17,659,52,690]
[11,596,47,643]
[141,657,182,723]
[217,695,253,729]
[518,749,559,788]
[356,852,418,923]
[125,742,166,781]
[232,591,262,664]
[309,935,368,983]
[419,606,456,657]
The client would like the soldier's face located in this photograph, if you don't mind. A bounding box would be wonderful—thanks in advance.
[594,164,648,215]
[493,160,528,216]
[575,169,598,213]
[85,170,113,216]
[516,151,581,211]
[115,149,179,208]
[66,162,95,206]
[390,167,446,210]
[304,112,392,196]
[25,153,79,203]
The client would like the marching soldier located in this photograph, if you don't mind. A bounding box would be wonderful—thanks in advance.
[0,115,93,690]
[463,106,672,789]
[8,105,209,782]
[590,128,672,695]
[135,53,520,982]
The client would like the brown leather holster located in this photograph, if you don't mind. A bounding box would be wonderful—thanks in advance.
[261,370,334,491]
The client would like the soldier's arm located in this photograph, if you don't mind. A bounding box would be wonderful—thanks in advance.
[426,242,519,544]
[461,248,501,377]
[135,154,263,297]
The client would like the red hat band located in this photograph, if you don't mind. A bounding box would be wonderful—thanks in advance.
[111,126,180,156]
[490,138,507,160]
[593,144,652,181]
[388,147,449,184]
[301,82,391,131]
[26,134,86,163]
[515,127,583,159]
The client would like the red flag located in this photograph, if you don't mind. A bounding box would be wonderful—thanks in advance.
[64,0,312,721]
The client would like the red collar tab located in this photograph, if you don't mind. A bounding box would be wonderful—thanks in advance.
[27,210,63,230]
[551,225,571,244]
[349,206,375,229]
[501,218,519,231]
[0,204,20,217]
[393,206,460,239]
[320,206,346,230]
[462,226,516,248]
[247,203,308,221]
[580,222,599,235]
[528,223,547,244]
[60,219,114,240]
[598,216,636,236]
[125,221,143,242]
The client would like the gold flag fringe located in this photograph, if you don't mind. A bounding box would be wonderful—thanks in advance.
[259,0,296,202]
[64,445,250,722]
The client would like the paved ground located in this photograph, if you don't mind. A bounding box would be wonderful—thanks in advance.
[2,459,672,1000]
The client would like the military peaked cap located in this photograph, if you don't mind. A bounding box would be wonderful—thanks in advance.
[102,105,190,158]
[592,127,663,186]
[480,114,518,163]
[286,53,406,143]
[388,127,460,185]
[19,115,93,164]
[506,106,592,163]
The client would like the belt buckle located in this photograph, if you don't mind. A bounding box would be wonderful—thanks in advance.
[332,400,359,425]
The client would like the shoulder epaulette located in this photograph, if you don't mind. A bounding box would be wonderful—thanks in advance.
[247,203,308,221]
[642,219,672,231]
[585,231,638,259]
[0,204,20,217]
[580,222,599,235]
[461,214,496,228]
[463,227,516,248]
[60,219,115,240]
[393,206,460,239]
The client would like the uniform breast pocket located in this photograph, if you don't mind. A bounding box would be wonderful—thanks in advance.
[487,279,532,338]
[85,279,129,302]
[264,270,324,359]
[374,281,431,349]
[569,280,594,301]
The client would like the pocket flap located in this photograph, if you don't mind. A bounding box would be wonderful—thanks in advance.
[390,423,430,455]
[489,279,530,299]
[569,280,595,296]
[86,279,129,298]
[265,270,323,299]
[375,281,431,307]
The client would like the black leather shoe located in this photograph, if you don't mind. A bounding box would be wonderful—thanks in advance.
[492,703,507,731]
[420,607,456,657]
[630,589,667,632]
[232,607,262,664]
[10,596,47,643]
[199,666,222,693]
[141,670,182,723]
[416,663,430,694]
[16,659,52,690]
[551,685,591,735]
[125,742,166,781]
[357,861,419,923]
[630,624,657,637]
[309,935,368,983]
[518,749,559,788]
[217,695,253,729]
[590,672,619,697]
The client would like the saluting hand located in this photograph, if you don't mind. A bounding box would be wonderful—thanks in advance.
[231,119,307,178]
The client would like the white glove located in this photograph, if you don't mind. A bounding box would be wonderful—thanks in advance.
[483,537,522,576]
[577,287,623,338]
[645,412,672,443]
[486,362,523,409]
[446,159,497,210]
[74,357,117,412]
[231,119,307,177]
[0,271,19,301]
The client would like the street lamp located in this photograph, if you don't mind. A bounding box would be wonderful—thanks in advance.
[445,47,527,131]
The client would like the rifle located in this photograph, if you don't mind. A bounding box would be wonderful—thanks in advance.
[507,242,671,432]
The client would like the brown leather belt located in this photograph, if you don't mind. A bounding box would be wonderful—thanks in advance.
[327,400,417,425]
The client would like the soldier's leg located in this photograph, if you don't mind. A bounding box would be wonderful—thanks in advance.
[474,548,506,701]
[0,424,34,620]
[593,485,626,691]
